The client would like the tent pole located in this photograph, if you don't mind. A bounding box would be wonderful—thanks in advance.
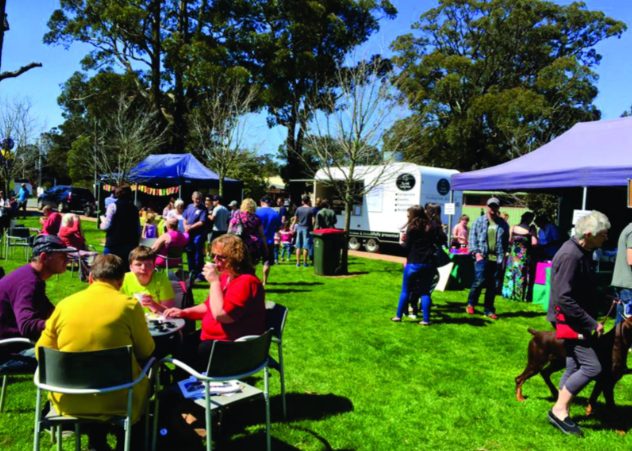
[448,190,454,244]
[582,186,587,210]
[134,183,138,206]
[179,185,182,200]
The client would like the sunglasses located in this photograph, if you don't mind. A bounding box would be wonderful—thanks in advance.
[213,254,228,261]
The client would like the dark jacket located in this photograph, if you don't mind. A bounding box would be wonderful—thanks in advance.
[402,223,447,265]
[546,238,600,335]
[106,200,140,248]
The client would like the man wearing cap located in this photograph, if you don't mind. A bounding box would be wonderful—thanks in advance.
[0,235,75,373]
[291,196,315,267]
[228,200,239,220]
[466,197,509,319]
[256,196,282,285]
[209,195,229,242]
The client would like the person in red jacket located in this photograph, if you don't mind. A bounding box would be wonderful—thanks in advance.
[39,206,62,236]
[58,213,86,250]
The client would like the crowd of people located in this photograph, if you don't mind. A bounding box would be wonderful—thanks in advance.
[0,185,342,449]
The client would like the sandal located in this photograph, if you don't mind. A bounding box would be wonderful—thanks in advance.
[390,317,401,322]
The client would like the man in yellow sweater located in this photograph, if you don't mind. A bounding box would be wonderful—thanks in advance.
[36,254,155,451]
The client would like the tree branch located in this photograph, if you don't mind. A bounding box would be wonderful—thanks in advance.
[0,62,42,81]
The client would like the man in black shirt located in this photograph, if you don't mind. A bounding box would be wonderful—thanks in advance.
[546,211,610,437]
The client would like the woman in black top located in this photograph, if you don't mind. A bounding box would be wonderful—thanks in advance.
[392,205,447,325]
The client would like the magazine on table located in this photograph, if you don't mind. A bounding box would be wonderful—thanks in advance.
[177,375,242,399]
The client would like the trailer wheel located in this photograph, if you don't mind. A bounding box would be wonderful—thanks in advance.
[348,237,361,251]
[365,238,380,253]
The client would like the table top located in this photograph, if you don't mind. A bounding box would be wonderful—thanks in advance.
[146,315,185,337]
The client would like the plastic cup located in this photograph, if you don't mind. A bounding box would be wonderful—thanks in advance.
[133,293,146,302]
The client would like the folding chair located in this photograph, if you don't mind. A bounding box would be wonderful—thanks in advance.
[5,226,31,262]
[0,337,35,412]
[265,301,288,420]
[33,346,155,451]
[152,330,273,451]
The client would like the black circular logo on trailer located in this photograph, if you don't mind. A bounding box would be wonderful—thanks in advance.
[437,178,450,196]
[396,173,416,191]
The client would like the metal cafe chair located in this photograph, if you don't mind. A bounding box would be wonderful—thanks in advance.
[152,330,273,451]
[265,301,288,420]
[33,346,155,451]
[0,337,35,413]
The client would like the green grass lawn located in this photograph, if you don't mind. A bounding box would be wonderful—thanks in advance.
[1,216,632,450]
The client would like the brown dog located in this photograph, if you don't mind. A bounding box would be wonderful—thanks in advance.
[515,318,632,415]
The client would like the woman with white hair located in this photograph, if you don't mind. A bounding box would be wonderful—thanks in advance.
[166,199,186,232]
[58,213,86,250]
[546,210,610,437]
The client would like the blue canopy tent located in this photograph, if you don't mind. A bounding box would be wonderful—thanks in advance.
[128,154,240,189]
[98,154,242,217]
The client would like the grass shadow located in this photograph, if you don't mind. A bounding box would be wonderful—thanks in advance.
[265,288,312,294]
[499,311,546,319]
[575,403,632,433]
[432,314,490,327]
[227,426,356,451]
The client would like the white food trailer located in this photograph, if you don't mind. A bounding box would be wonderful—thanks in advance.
[313,163,463,252]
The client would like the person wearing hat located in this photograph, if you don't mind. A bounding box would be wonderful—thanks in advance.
[466,197,509,319]
[0,235,75,373]
[256,195,282,285]
[209,194,229,241]
[228,200,239,220]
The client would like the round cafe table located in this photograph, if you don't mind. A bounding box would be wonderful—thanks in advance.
[146,315,186,338]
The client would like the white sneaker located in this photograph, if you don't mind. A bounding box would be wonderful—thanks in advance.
[408,314,418,319]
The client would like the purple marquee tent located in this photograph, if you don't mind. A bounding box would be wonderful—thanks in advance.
[451,116,632,193]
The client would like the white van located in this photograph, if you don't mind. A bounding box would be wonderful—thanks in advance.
[314,163,463,252]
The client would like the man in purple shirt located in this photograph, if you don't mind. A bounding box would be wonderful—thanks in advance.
[0,235,75,372]
[183,191,208,281]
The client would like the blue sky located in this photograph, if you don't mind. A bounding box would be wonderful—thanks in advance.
[1,0,631,156]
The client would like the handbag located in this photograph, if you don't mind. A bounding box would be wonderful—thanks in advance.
[555,306,586,340]
[228,212,245,237]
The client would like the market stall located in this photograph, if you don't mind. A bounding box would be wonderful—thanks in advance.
[451,116,632,303]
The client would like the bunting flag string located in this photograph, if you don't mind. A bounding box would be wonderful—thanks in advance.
[102,184,179,196]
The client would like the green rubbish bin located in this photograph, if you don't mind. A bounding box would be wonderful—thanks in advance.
[312,229,345,276]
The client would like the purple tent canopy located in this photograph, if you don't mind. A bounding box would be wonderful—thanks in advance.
[451,117,632,191]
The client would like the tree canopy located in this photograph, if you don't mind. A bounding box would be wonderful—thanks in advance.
[389,0,627,172]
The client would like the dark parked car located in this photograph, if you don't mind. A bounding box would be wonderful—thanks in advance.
[37,186,97,216]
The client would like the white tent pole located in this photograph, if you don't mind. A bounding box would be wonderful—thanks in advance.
[582,186,588,210]
[448,190,454,244]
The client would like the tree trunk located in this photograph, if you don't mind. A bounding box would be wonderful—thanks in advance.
[219,175,224,196]
[150,0,162,116]
[340,200,351,275]
[0,0,6,74]
[172,0,189,153]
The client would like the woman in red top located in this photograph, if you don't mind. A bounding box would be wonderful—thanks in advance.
[58,213,86,250]
[164,234,265,368]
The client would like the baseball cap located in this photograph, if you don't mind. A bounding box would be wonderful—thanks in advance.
[487,197,500,207]
[228,200,238,207]
[212,194,222,202]
[31,235,76,256]
[261,195,272,204]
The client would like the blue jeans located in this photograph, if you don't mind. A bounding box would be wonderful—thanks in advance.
[615,288,632,325]
[186,234,207,277]
[0,346,36,373]
[468,259,501,315]
[396,263,436,323]
[280,243,291,260]
[273,244,279,262]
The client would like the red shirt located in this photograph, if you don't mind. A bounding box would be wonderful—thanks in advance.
[41,212,62,236]
[58,222,86,250]
[201,272,265,341]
